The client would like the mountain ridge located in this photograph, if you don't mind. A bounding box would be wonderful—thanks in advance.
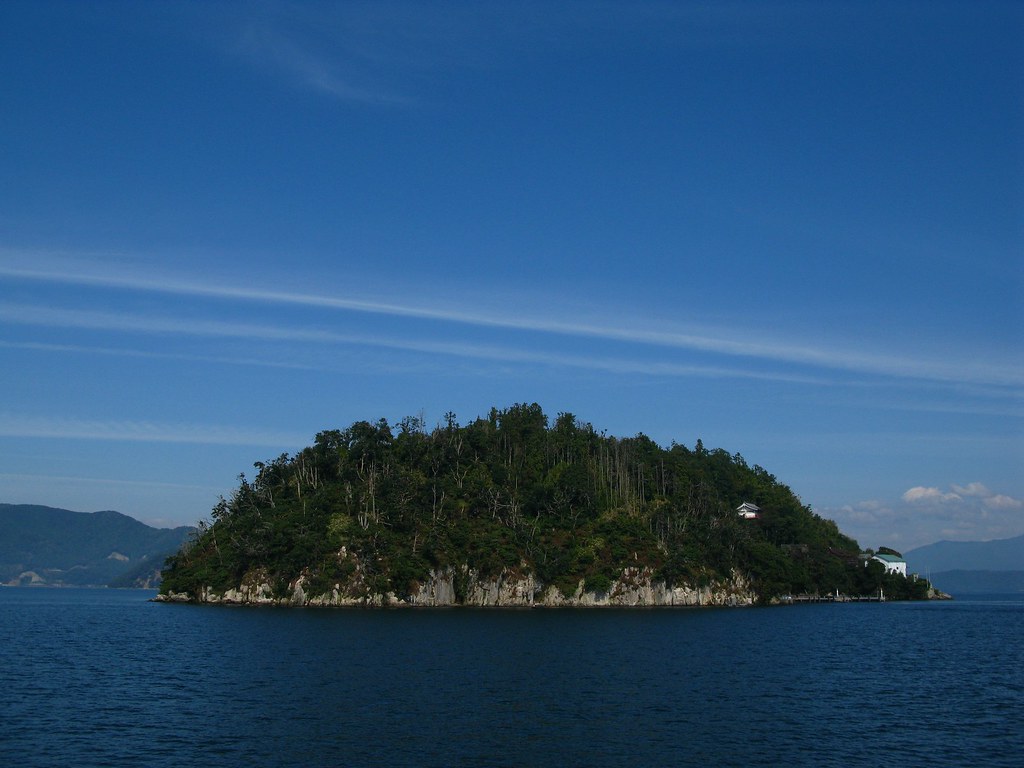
[905,533,1024,574]
[0,503,194,587]
[927,569,1024,595]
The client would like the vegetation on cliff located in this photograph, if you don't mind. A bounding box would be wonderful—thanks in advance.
[160,404,929,603]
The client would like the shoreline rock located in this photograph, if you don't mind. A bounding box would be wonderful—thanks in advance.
[153,566,760,608]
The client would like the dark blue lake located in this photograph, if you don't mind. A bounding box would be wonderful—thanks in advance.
[2,588,1021,767]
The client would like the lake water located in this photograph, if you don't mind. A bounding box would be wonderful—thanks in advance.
[1,589,1021,767]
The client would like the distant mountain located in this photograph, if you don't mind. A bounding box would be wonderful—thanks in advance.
[928,570,1024,595]
[0,503,195,587]
[905,534,1024,574]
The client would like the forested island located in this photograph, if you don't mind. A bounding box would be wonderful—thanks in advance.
[159,404,934,606]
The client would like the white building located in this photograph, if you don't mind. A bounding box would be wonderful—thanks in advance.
[736,502,760,520]
[871,553,907,577]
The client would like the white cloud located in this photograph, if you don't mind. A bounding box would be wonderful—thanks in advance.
[983,494,1024,510]
[951,482,992,498]
[831,482,1024,550]
[902,486,962,504]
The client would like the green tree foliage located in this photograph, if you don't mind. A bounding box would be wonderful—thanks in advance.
[160,404,923,603]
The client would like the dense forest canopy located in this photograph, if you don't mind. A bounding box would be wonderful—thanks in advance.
[161,404,929,602]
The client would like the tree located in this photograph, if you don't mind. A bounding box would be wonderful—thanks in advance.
[160,405,912,605]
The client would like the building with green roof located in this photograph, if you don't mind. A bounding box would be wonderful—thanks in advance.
[871,553,907,577]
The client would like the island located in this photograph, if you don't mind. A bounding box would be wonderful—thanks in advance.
[158,404,940,606]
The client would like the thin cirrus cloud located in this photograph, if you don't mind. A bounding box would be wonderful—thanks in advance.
[227,5,543,106]
[2,256,1022,388]
[0,301,827,385]
[226,5,822,106]
[0,413,308,448]
[233,21,407,105]
[0,339,321,371]
[8,315,1019,418]
[0,472,221,493]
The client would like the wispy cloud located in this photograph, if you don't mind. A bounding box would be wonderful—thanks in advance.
[0,301,828,385]
[3,255,1022,388]
[235,21,409,105]
[0,472,220,493]
[224,4,558,106]
[222,4,833,106]
[0,339,319,371]
[0,413,309,447]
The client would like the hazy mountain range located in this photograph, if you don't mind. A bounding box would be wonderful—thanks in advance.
[0,504,194,587]
[904,534,1024,594]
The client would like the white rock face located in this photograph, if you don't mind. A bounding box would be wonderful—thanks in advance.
[181,565,758,608]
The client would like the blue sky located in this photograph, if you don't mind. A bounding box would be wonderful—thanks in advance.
[1,1,1021,551]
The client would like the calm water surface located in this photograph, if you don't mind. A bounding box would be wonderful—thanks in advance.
[1,589,1021,767]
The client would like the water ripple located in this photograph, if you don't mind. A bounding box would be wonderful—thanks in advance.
[1,591,1021,767]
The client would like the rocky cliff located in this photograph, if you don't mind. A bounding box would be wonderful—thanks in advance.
[155,564,758,608]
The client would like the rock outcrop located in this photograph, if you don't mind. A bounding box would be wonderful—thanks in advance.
[154,565,758,608]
